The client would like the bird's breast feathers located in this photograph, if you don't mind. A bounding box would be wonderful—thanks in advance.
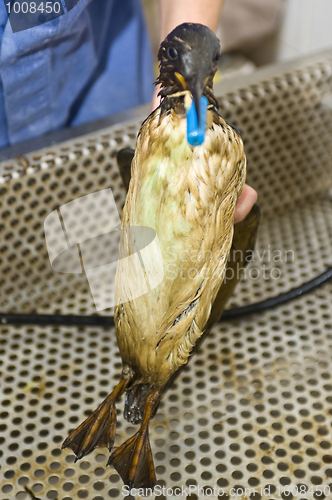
[115,106,246,382]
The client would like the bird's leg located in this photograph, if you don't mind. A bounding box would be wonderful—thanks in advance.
[107,388,160,490]
[62,369,132,461]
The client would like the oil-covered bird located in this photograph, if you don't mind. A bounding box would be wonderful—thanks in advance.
[63,22,260,489]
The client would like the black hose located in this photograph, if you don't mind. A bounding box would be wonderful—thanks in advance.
[0,313,114,327]
[221,265,332,320]
[1,266,332,328]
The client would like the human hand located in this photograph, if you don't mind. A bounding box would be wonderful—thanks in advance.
[151,85,161,111]
[234,184,258,224]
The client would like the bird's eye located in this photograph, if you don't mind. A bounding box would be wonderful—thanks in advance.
[167,47,178,60]
[213,49,222,62]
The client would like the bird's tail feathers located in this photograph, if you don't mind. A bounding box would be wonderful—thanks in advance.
[124,382,160,424]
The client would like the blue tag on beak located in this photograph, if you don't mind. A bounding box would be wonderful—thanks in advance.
[186,95,208,146]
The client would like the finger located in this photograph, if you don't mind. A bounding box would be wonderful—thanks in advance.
[151,85,162,111]
[234,184,258,224]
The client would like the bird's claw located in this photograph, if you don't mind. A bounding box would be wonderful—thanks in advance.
[107,426,156,490]
[62,398,117,460]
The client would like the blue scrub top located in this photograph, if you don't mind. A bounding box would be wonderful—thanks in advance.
[0,0,154,147]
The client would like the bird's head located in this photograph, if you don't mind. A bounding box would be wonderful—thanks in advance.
[157,23,221,121]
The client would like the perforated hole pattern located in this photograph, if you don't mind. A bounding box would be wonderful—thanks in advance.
[1,52,332,499]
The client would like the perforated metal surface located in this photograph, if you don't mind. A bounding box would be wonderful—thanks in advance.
[1,51,332,500]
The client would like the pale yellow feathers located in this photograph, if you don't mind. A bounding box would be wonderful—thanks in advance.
[114,106,246,386]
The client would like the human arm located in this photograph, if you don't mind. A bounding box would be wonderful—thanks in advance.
[159,0,224,41]
[152,0,225,109]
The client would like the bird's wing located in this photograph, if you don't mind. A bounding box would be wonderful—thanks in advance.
[206,202,261,328]
[116,148,134,191]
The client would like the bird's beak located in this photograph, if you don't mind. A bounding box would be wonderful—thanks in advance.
[188,78,204,126]
[179,67,210,146]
